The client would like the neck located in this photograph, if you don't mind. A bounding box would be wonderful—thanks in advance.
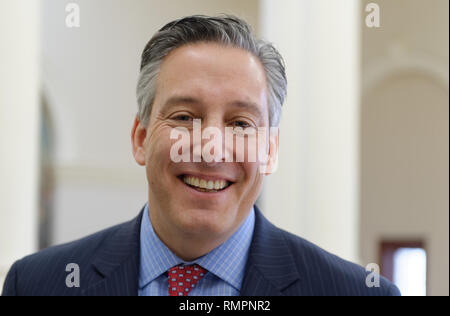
[158,231,227,261]
[147,206,247,261]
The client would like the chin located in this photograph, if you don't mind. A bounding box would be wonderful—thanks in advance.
[175,206,232,236]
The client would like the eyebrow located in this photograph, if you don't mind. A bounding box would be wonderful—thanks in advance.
[164,96,199,108]
[227,100,264,119]
[163,95,265,119]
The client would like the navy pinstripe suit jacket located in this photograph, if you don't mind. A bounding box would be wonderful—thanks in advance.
[2,206,400,296]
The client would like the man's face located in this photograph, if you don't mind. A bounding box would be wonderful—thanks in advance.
[134,43,271,246]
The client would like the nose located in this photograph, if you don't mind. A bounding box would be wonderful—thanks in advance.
[192,118,231,163]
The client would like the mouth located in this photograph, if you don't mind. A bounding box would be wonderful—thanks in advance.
[177,174,233,193]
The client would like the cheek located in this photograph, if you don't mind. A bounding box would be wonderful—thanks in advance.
[236,162,264,207]
[241,161,263,187]
[145,124,174,172]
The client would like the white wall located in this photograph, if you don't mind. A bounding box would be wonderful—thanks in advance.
[360,0,449,296]
[260,0,361,263]
[0,0,40,289]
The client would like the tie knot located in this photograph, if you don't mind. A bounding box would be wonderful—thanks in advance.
[168,264,207,296]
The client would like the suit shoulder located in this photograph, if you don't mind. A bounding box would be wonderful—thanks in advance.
[3,221,127,296]
[279,229,400,296]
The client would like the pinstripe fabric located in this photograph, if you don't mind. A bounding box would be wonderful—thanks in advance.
[2,205,400,296]
[1,212,143,296]
[138,203,255,296]
[240,208,400,296]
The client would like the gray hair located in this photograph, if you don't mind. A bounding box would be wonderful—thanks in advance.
[136,14,287,127]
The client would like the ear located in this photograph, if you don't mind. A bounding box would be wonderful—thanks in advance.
[131,116,147,166]
[262,127,279,175]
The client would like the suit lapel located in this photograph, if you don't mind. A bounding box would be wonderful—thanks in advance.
[82,209,144,296]
[241,206,301,296]
[80,205,301,296]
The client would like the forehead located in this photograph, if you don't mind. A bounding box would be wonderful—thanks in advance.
[155,42,268,116]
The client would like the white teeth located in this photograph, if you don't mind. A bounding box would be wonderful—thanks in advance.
[183,176,230,191]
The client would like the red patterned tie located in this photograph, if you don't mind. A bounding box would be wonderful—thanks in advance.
[168,264,207,296]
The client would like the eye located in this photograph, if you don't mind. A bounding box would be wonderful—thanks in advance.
[173,114,193,122]
[232,120,252,128]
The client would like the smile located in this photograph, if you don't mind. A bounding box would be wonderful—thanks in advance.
[179,175,232,193]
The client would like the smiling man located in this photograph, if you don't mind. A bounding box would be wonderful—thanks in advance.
[2,15,399,296]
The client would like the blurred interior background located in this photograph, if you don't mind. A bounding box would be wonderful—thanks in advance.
[0,0,448,296]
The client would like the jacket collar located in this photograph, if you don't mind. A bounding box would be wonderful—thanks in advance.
[82,208,144,296]
[82,205,300,296]
[240,205,301,296]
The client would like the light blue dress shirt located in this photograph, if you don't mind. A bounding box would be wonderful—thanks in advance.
[138,203,255,296]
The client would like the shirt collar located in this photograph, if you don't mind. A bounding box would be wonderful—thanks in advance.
[139,203,255,292]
